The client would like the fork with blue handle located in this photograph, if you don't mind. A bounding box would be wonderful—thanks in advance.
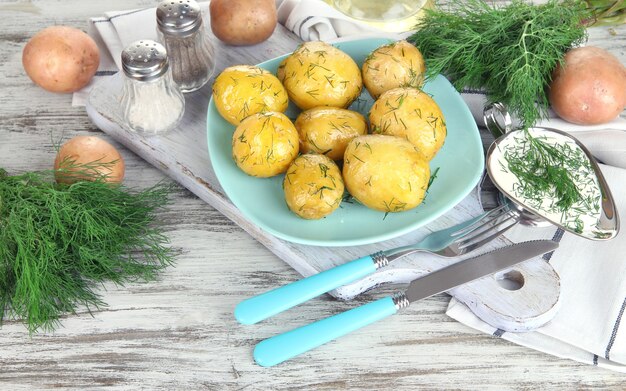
[235,204,520,326]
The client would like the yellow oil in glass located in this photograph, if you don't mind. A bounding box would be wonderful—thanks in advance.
[325,0,434,32]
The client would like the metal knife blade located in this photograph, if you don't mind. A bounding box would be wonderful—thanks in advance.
[404,240,558,303]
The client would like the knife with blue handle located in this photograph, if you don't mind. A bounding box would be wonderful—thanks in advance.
[252,239,558,367]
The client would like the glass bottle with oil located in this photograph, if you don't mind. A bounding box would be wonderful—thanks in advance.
[325,0,434,33]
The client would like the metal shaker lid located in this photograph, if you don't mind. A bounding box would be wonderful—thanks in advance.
[157,0,202,36]
[121,40,169,82]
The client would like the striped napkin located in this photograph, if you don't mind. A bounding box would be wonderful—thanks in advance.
[74,0,626,372]
[450,91,626,372]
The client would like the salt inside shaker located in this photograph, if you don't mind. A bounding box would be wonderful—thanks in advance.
[156,0,215,92]
[120,40,185,134]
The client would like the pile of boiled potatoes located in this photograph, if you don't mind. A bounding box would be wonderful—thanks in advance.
[211,40,447,220]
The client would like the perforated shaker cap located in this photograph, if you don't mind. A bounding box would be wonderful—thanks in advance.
[156,0,202,36]
[121,40,169,81]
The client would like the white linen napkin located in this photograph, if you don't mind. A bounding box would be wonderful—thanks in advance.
[75,0,626,372]
[448,163,626,373]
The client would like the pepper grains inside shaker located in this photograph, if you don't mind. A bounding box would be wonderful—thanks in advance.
[156,0,216,92]
[120,40,185,134]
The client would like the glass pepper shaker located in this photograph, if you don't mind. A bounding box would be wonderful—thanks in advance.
[156,0,215,93]
[120,40,185,134]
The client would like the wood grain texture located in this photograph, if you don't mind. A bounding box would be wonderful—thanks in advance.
[82,0,565,333]
[86,23,562,332]
[1,0,625,389]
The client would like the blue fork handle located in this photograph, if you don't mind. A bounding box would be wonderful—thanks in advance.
[254,296,398,367]
[234,255,377,325]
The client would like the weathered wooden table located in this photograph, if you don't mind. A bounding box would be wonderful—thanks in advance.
[1,1,625,389]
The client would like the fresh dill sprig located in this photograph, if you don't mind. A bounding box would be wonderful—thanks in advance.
[502,129,600,231]
[427,167,440,193]
[504,130,581,211]
[341,192,355,205]
[55,155,119,183]
[409,0,588,128]
[0,166,175,334]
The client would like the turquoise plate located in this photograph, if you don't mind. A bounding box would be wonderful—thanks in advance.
[207,38,484,247]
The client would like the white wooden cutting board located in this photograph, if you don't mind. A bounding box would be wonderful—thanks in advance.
[86,24,560,332]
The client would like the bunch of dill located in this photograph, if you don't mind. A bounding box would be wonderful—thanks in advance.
[0,167,175,333]
[409,0,588,128]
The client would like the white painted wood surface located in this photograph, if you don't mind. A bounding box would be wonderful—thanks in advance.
[1,0,625,389]
[84,13,562,331]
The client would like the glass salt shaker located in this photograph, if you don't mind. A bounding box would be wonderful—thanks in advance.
[120,40,185,134]
[156,0,215,93]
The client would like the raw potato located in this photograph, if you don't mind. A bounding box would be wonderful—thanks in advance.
[280,41,362,110]
[343,135,430,213]
[22,26,100,93]
[549,46,626,125]
[295,107,367,161]
[210,0,277,46]
[213,65,289,125]
[54,136,125,184]
[369,87,446,161]
[362,40,426,99]
[232,112,299,177]
[283,154,344,219]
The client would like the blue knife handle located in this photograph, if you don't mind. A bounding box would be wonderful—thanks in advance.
[253,296,398,367]
[234,255,377,325]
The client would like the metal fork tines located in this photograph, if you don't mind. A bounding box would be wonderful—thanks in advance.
[445,204,521,256]
[385,204,521,261]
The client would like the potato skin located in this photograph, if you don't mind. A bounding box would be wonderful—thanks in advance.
[232,112,299,177]
[283,154,344,219]
[54,136,125,184]
[362,40,426,99]
[369,87,446,161]
[343,135,430,213]
[295,107,367,161]
[210,0,277,46]
[281,41,362,110]
[213,65,289,125]
[276,57,287,83]
[22,26,100,93]
[549,46,626,125]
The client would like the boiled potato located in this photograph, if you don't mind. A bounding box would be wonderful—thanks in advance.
[280,41,362,110]
[276,57,287,83]
[369,87,446,161]
[213,65,289,125]
[283,154,344,219]
[295,107,367,161]
[232,112,299,177]
[362,40,426,99]
[343,135,430,213]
